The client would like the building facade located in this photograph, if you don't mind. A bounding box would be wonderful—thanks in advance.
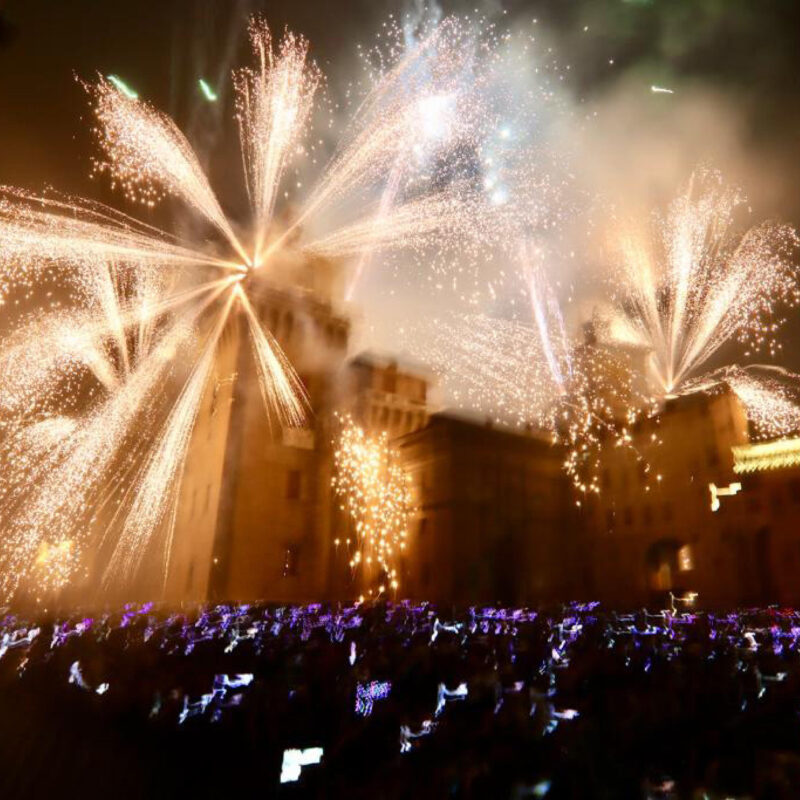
[717,437,800,605]
[583,387,751,607]
[396,414,576,605]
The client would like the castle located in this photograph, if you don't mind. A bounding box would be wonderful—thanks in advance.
[156,249,800,609]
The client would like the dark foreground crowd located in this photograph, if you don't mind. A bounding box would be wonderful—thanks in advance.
[1,601,800,798]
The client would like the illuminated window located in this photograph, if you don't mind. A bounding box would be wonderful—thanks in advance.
[678,544,693,572]
[287,470,301,500]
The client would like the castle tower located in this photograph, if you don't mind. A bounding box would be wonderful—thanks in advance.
[165,246,350,604]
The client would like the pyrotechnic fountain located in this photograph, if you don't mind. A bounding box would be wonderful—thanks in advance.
[331,414,410,597]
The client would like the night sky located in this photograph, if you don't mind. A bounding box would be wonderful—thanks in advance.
[2,0,800,365]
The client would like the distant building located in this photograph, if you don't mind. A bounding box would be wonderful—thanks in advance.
[344,353,429,439]
[583,386,750,607]
[397,414,576,605]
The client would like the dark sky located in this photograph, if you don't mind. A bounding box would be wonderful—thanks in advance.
[2,0,800,363]
[2,1,800,199]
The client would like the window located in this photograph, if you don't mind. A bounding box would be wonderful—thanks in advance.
[282,546,299,578]
[209,384,219,418]
[287,470,301,500]
[678,545,693,572]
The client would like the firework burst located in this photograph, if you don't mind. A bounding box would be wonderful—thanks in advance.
[605,169,800,437]
[0,14,538,601]
[606,171,799,392]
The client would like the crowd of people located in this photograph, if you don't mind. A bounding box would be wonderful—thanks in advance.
[1,600,800,798]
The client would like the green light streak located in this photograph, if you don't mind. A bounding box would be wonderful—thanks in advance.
[198,79,218,102]
[107,75,138,100]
